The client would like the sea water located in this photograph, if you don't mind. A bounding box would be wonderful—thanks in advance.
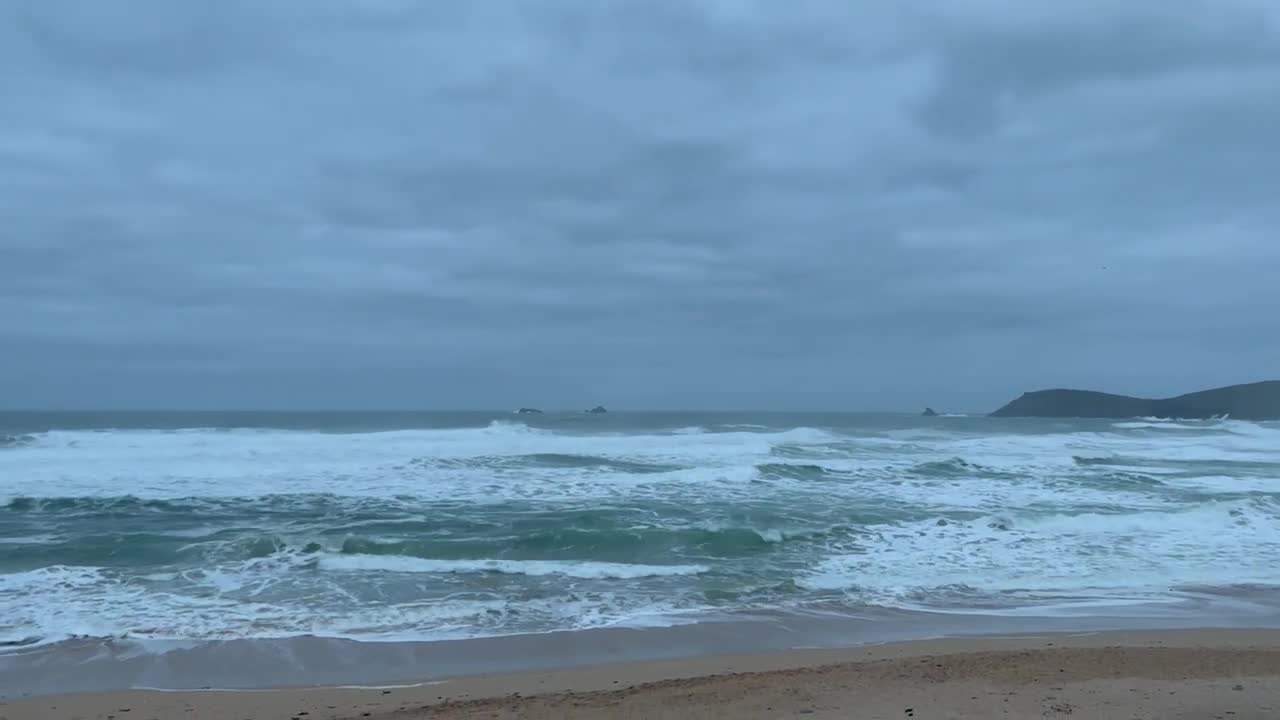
[3,411,1279,650]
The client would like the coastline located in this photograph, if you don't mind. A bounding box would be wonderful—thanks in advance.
[5,628,1280,719]
[7,591,1280,698]
[5,412,1280,717]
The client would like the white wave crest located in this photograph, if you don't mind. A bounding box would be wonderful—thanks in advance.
[317,555,710,579]
[799,498,1280,606]
[1113,421,1208,430]
[0,423,848,501]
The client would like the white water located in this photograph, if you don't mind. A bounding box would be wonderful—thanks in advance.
[3,415,1280,646]
[317,555,711,578]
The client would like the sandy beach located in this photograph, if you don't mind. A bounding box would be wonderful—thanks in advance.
[4,628,1280,719]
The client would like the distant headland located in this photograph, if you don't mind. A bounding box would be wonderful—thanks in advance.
[990,380,1280,420]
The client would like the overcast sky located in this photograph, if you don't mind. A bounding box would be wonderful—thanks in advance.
[2,0,1279,411]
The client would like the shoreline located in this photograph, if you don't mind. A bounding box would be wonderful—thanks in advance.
[7,594,1280,698]
[4,628,1280,719]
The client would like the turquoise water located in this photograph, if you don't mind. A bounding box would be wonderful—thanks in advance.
[2,411,1279,647]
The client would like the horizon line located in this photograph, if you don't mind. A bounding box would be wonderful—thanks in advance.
[0,407,970,415]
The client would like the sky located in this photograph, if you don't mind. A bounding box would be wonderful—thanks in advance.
[2,0,1279,411]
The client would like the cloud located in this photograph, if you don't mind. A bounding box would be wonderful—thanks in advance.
[2,0,1279,409]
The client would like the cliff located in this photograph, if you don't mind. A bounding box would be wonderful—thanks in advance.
[990,380,1280,420]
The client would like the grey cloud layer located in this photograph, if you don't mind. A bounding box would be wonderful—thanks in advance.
[3,0,1279,409]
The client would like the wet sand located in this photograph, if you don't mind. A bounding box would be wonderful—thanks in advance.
[9,598,1280,698]
[3,629,1280,719]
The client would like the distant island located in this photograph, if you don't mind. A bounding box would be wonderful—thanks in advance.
[516,408,543,414]
[990,380,1280,420]
[586,406,608,415]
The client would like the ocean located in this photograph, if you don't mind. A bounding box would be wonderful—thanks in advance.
[3,410,1280,691]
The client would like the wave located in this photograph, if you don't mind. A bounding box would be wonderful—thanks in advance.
[1,505,815,568]
[1110,418,1280,440]
[671,426,709,435]
[1073,455,1130,467]
[753,463,834,481]
[0,422,836,454]
[480,419,541,432]
[4,495,203,514]
[0,420,547,449]
[1113,420,1218,430]
[6,413,1280,644]
[907,457,1007,478]
[337,523,797,561]
[1092,472,1167,490]
[521,453,681,473]
[0,562,705,648]
[0,423,857,503]
[1,494,371,518]
[317,555,709,579]
[1218,419,1280,438]
[0,433,36,449]
[414,453,682,474]
[800,498,1280,603]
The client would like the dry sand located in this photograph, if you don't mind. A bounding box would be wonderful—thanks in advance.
[4,628,1280,719]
